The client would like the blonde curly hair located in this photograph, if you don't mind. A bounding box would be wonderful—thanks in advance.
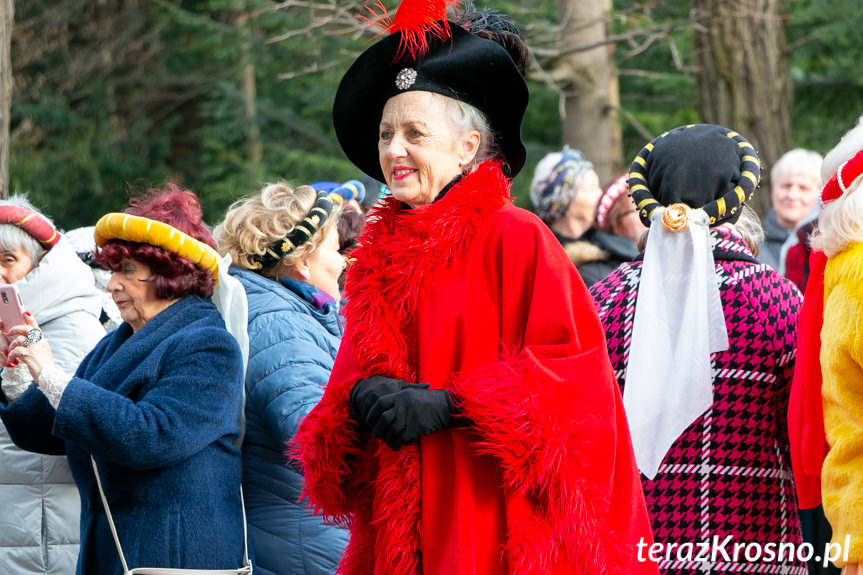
[215,182,341,278]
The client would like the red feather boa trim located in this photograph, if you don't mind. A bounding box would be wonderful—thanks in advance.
[342,161,511,383]
[451,356,625,574]
[297,162,645,574]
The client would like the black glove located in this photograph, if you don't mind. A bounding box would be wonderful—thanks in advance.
[349,376,426,432]
[365,385,463,450]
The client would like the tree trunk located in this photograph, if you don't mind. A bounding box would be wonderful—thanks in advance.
[236,4,261,169]
[693,0,790,218]
[0,0,13,199]
[557,0,622,185]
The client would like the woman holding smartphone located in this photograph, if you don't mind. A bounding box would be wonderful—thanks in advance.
[0,195,105,575]
[0,185,248,575]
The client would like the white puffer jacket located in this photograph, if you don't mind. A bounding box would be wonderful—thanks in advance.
[0,236,105,574]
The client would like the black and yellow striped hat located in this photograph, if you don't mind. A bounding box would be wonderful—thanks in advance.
[252,190,334,268]
[628,124,760,227]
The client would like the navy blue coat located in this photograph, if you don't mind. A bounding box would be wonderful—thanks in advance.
[0,296,246,575]
[232,268,348,575]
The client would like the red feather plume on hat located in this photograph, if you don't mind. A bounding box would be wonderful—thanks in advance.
[361,0,462,60]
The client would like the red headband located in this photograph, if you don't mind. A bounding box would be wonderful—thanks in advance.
[596,174,629,229]
[0,206,60,249]
[821,147,863,205]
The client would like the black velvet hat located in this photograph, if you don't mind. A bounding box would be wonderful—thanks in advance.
[332,21,529,182]
[628,124,761,226]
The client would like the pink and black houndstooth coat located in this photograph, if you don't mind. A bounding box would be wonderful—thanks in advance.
[589,227,807,575]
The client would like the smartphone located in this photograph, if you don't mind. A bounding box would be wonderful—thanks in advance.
[0,284,27,331]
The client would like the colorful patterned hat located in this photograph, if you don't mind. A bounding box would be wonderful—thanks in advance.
[312,180,367,204]
[528,147,594,224]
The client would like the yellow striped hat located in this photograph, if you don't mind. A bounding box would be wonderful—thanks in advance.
[628,124,760,227]
[94,212,220,281]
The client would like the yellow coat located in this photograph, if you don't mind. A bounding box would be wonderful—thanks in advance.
[822,241,863,566]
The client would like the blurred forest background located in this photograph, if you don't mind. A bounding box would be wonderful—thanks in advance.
[1,0,862,230]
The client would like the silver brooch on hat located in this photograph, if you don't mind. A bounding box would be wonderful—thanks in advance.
[395,68,417,90]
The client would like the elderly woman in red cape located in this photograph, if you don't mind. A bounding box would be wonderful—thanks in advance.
[294,2,656,574]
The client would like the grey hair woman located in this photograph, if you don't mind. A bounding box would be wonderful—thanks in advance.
[295,2,657,574]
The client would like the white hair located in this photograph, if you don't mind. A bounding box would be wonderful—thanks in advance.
[811,174,863,257]
[445,97,494,171]
[770,148,823,184]
[0,194,54,263]
[811,114,863,257]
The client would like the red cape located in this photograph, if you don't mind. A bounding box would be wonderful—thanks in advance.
[296,162,657,575]
[788,248,829,509]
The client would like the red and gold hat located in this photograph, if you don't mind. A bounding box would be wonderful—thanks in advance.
[0,206,60,249]
[596,174,629,229]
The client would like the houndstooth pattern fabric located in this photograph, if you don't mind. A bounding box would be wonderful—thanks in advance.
[590,228,807,574]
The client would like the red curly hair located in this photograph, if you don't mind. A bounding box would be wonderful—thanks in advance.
[95,184,217,299]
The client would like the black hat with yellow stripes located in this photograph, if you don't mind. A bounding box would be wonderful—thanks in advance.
[627,124,761,226]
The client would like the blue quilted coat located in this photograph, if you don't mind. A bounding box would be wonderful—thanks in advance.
[232,268,348,575]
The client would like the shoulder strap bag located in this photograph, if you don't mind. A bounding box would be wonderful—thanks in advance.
[91,456,253,575]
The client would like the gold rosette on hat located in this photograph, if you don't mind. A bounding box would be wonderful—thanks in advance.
[661,203,692,232]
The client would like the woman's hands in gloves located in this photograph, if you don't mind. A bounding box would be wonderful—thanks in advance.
[349,375,468,450]
[349,375,421,431]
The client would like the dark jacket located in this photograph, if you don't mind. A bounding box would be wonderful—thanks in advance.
[232,268,347,575]
[0,296,245,575]
[758,208,790,270]
[554,226,639,287]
